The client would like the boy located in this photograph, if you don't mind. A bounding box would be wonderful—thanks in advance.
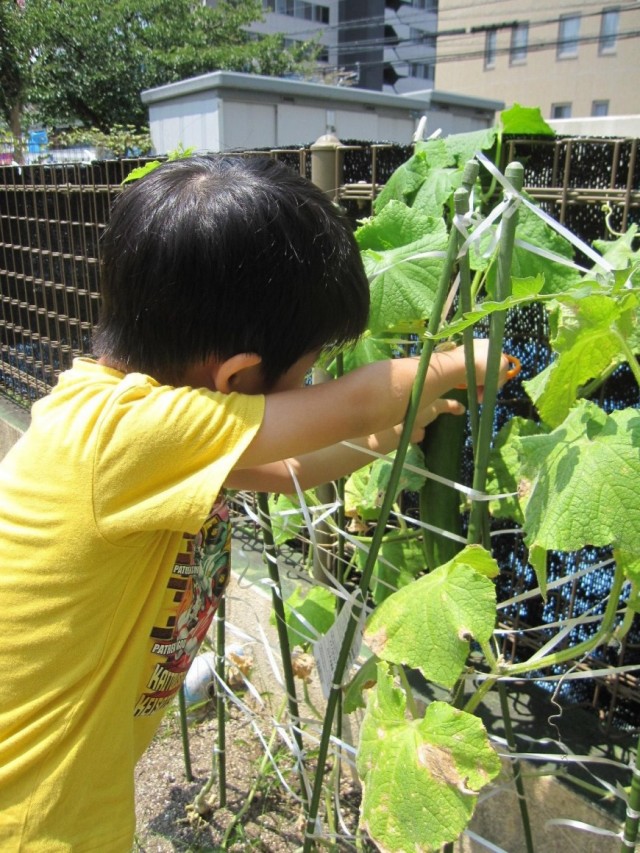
[0,155,507,851]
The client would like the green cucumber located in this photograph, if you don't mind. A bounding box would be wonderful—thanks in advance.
[419,389,468,571]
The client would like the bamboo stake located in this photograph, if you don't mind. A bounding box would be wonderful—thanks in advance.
[256,492,309,811]
[467,161,524,547]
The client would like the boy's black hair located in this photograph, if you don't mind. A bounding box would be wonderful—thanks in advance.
[93,155,370,387]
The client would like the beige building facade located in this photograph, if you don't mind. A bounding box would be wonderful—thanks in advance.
[435,1,640,120]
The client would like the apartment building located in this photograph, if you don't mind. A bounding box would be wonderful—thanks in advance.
[209,0,440,94]
[435,1,640,120]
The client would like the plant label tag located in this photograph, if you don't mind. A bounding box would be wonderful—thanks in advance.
[313,590,366,699]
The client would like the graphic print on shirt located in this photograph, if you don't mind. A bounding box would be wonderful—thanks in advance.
[134,499,231,717]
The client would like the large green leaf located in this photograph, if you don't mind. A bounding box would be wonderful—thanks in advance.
[355,201,440,252]
[268,492,309,546]
[593,225,640,280]
[516,402,640,590]
[363,219,448,334]
[357,664,501,852]
[500,103,555,136]
[364,546,499,689]
[373,146,430,213]
[336,334,396,372]
[525,291,639,427]
[482,203,583,295]
[373,138,457,216]
[441,126,498,168]
[412,165,464,218]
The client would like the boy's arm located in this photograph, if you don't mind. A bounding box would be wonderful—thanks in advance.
[231,341,508,480]
[225,397,464,494]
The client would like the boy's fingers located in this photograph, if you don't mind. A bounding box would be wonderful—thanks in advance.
[426,398,466,421]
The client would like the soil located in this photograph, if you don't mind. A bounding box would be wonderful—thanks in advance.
[133,697,368,852]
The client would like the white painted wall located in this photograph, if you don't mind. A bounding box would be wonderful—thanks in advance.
[142,72,502,155]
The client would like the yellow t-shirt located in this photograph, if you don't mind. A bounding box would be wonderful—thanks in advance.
[0,359,264,852]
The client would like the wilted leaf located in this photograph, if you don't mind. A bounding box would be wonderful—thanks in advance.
[357,663,501,852]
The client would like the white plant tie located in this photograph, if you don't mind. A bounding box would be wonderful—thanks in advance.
[462,830,511,853]
[497,557,615,610]
[545,819,625,840]
[475,150,615,274]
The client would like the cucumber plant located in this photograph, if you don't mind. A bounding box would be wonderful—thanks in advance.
[268,105,640,852]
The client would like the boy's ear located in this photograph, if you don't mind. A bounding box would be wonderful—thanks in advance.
[212,353,263,393]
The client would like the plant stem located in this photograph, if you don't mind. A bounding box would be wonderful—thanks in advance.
[465,561,626,716]
[221,697,287,848]
[177,685,193,781]
[621,729,640,852]
[455,187,480,447]
[498,683,535,853]
[215,596,227,807]
[615,330,640,388]
[256,492,309,811]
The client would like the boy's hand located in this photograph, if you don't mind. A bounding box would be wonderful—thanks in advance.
[410,396,466,444]
[438,339,519,401]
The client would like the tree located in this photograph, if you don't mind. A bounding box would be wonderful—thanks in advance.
[2,0,319,132]
[0,0,37,137]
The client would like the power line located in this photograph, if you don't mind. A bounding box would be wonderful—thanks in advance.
[261,0,640,42]
[319,26,640,71]
[316,8,639,60]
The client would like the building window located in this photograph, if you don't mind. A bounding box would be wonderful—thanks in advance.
[315,4,329,24]
[557,14,580,58]
[510,23,528,64]
[592,100,609,116]
[294,1,313,20]
[275,0,294,14]
[599,7,620,54]
[485,29,497,69]
[551,103,572,119]
[409,61,435,81]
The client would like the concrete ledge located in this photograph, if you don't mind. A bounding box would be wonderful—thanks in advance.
[0,396,29,460]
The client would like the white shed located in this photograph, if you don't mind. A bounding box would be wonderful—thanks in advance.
[141,71,503,154]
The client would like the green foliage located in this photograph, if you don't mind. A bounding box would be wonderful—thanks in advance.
[507,402,640,592]
[525,289,639,427]
[333,105,639,850]
[4,0,318,131]
[499,103,555,136]
[281,585,335,649]
[253,104,640,851]
[364,546,499,689]
[344,444,426,524]
[357,663,501,852]
[53,125,154,158]
[355,530,426,605]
